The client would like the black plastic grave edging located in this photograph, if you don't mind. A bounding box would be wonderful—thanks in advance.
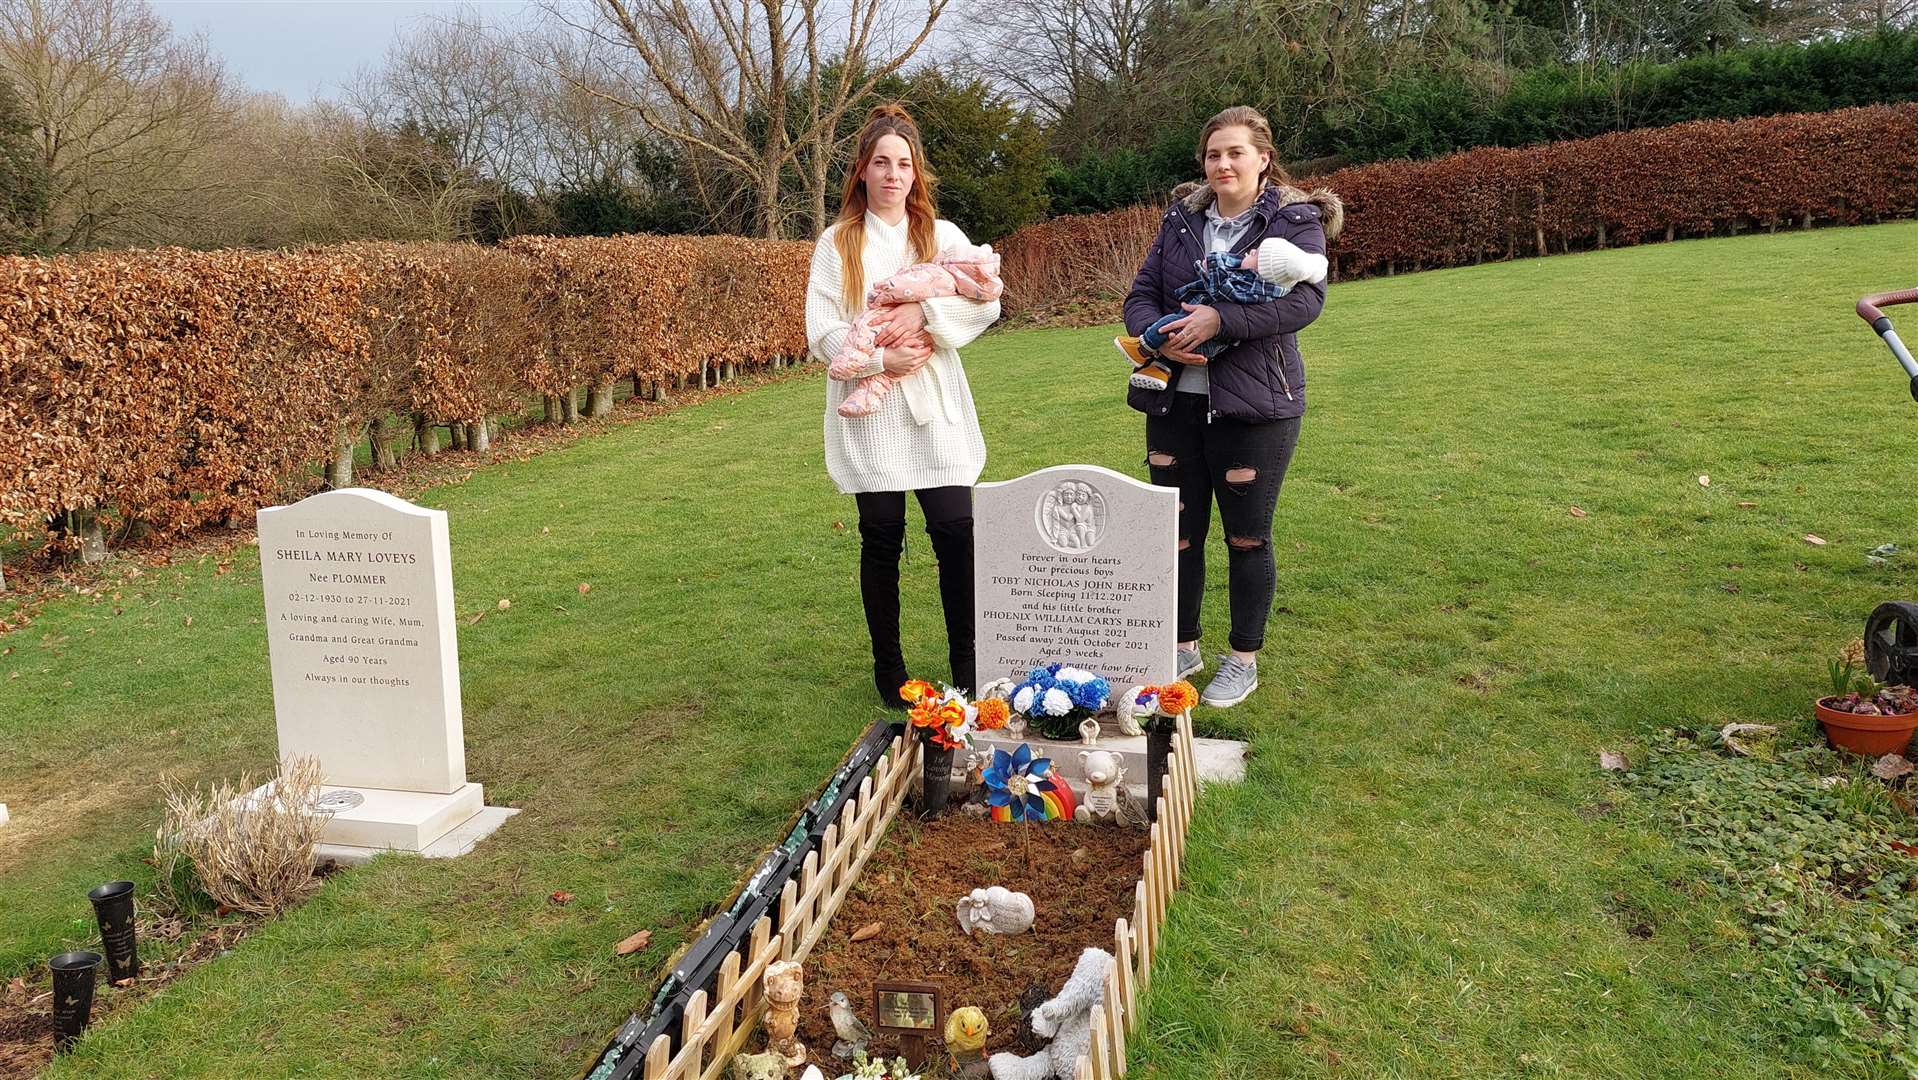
[581,716,903,1080]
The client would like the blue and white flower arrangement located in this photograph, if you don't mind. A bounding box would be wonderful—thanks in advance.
[1008,662,1110,740]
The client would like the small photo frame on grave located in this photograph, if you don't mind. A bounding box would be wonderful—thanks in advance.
[872,979,944,1063]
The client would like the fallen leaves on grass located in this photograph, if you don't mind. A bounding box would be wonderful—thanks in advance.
[1569,506,1588,518]
[849,921,884,943]
[549,890,574,906]
[497,598,512,610]
[614,929,653,955]
[1873,754,1913,781]
[1698,474,1711,487]
[577,583,591,595]
[1804,534,1827,546]
[1719,723,1777,757]
[1599,750,1629,772]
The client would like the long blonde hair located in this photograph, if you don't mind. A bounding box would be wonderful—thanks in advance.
[1197,106,1292,189]
[833,104,938,312]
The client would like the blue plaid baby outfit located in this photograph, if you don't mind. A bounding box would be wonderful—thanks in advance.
[1140,251,1292,358]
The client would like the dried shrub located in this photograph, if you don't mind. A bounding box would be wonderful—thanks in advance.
[157,756,328,919]
[996,102,1918,318]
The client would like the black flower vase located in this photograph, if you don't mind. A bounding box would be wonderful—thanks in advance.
[87,880,139,984]
[48,951,102,1051]
[1145,726,1174,823]
[919,729,955,818]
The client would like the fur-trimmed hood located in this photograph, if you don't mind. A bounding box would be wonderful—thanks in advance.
[1171,180,1343,241]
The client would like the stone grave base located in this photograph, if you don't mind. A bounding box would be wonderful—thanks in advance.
[242,780,517,866]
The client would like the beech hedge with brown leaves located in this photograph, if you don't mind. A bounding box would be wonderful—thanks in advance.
[0,234,811,554]
[997,102,1918,318]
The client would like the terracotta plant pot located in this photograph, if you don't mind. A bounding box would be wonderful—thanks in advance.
[1815,697,1918,756]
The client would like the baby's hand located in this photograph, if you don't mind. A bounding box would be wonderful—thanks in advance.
[1239,249,1259,272]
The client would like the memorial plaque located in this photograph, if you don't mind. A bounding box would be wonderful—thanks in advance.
[974,465,1176,688]
[257,488,464,795]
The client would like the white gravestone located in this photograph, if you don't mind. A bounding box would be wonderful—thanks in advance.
[256,488,512,863]
[974,465,1178,689]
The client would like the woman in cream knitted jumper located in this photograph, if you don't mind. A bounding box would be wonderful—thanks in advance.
[807,105,1001,705]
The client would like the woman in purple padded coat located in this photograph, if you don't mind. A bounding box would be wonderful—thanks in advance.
[1122,105,1344,708]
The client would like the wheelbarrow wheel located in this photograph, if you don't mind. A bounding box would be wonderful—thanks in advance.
[1864,601,1918,687]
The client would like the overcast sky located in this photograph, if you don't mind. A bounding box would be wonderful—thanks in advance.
[151,1,968,107]
[150,1,543,105]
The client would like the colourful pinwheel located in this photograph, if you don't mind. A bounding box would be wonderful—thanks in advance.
[981,744,1078,822]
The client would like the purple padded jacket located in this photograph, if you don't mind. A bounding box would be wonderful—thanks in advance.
[1123,180,1344,424]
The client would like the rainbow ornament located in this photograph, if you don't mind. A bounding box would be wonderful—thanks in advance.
[983,744,1079,822]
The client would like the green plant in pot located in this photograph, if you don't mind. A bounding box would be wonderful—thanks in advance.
[1817,645,1918,756]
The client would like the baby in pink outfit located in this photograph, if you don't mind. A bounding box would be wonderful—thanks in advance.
[830,244,1004,418]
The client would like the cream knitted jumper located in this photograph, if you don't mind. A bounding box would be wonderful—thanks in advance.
[809,213,1000,494]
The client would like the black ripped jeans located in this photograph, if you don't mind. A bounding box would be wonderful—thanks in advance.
[1146,392,1301,653]
[854,486,976,697]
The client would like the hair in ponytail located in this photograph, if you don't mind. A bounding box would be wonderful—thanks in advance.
[832,104,939,312]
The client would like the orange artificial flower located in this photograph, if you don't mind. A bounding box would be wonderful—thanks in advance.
[900,679,937,705]
[1155,681,1197,715]
[975,697,1010,730]
[935,701,967,729]
[909,699,941,729]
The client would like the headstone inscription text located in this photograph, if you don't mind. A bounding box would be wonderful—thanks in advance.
[975,465,1177,688]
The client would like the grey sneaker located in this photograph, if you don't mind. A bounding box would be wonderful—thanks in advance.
[1176,647,1203,679]
[1200,654,1258,707]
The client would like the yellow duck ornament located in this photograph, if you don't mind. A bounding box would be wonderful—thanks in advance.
[945,1005,989,1069]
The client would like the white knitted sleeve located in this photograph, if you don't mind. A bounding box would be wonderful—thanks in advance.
[919,220,1001,351]
[807,230,871,371]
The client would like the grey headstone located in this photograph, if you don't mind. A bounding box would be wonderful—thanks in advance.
[974,465,1177,689]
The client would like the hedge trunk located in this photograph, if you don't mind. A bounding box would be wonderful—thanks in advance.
[544,394,562,424]
[467,420,490,452]
[587,379,615,418]
[371,418,401,472]
[415,414,439,456]
[561,388,581,424]
[325,429,357,490]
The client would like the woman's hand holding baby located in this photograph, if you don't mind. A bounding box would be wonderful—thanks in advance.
[1159,303,1222,363]
[881,331,935,377]
[870,302,927,349]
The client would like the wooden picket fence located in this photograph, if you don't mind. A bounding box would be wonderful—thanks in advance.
[626,711,1199,1080]
[1074,710,1197,1080]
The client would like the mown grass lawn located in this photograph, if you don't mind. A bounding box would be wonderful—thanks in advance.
[6,220,1918,1077]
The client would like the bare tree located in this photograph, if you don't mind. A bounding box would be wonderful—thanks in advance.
[350,10,550,235]
[531,0,947,238]
[957,0,1164,123]
[0,0,229,250]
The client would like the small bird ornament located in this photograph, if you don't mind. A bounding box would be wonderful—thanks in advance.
[828,990,872,1060]
[945,1005,989,1069]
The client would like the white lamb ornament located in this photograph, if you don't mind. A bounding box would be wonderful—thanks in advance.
[956,885,1035,936]
[1072,750,1140,825]
[987,947,1115,1080]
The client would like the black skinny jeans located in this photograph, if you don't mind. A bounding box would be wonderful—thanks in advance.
[854,486,976,693]
[1146,392,1301,653]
